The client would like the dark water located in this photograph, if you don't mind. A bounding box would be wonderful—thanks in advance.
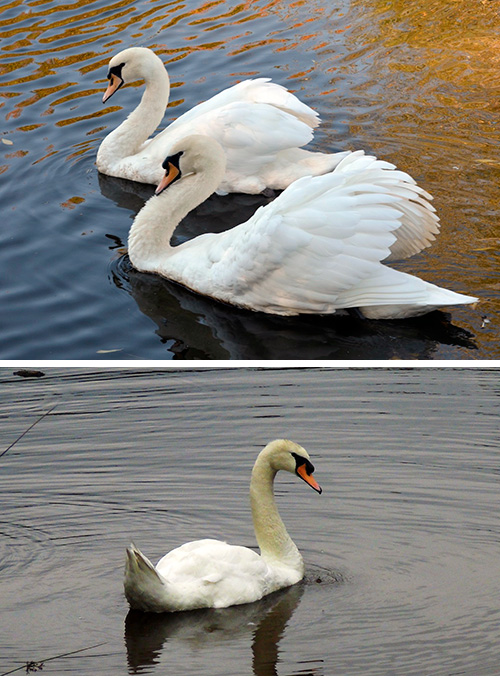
[1,367,500,675]
[1,0,499,359]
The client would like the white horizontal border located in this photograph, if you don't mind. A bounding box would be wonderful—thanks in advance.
[0,360,498,369]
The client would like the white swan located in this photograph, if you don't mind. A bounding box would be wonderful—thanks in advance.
[124,439,322,613]
[96,46,353,194]
[126,134,477,319]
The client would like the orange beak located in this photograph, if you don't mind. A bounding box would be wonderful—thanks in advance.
[296,463,322,494]
[102,73,123,103]
[155,162,181,195]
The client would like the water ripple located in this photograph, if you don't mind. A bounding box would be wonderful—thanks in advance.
[0,0,497,357]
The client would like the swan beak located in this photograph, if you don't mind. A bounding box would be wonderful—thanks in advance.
[297,464,322,494]
[102,74,123,103]
[155,162,181,195]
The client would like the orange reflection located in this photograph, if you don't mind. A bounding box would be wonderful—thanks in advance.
[0,0,332,134]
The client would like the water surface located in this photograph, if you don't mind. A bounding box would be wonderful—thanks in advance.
[1,0,499,358]
[1,367,500,674]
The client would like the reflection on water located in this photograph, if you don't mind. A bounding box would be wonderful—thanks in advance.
[1,0,499,357]
[114,256,477,359]
[2,368,500,674]
[125,584,305,675]
[0,0,339,156]
[99,174,482,360]
[332,0,500,308]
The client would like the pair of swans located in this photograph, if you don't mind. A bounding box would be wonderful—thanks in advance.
[124,439,322,613]
[96,46,350,194]
[98,47,477,319]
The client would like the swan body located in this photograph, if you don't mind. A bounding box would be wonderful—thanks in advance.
[96,46,354,194]
[124,439,322,613]
[127,134,477,320]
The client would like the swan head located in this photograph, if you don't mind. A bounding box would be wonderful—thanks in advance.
[102,47,166,103]
[155,135,227,195]
[259,439,322,494]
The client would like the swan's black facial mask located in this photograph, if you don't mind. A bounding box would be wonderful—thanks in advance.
[155,151,184,195]
[103,63,125,103]
[291,452,322,494]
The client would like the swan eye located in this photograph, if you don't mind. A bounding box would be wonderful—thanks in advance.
[103,63,126,103]
[291,452,314,475]
[107,63,125,81]
[291,452,322,493]
[162,150,184,171]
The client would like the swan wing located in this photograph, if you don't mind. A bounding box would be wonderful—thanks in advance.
[166,78,320,131]
[144,89,320,193]
[125,105,317,192]
[155,539,280,609]
[172,102,318,193]
[167,151,445,314]
[379,171,440,261]
[157,540,265,581]
[137,111,310,185]
[164,84,438,250]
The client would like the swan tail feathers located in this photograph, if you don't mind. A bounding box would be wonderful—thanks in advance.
[126,544,160,579]
[347,270,478,319]
[124,544,170,612]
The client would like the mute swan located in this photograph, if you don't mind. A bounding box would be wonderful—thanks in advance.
[96,46,352,194]
[124,439,321,613]
[126,134,477,319]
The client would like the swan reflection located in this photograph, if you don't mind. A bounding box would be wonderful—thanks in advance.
[113,256,476,359]
[124,582,304,675]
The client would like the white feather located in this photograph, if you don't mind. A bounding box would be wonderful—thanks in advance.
[98,47,441,257]
[127,136,477,320]
[96,47,345,196]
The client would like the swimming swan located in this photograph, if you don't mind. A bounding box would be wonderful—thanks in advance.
[126,134,477,319]
[96,46,355,194]
[124,439,322,613]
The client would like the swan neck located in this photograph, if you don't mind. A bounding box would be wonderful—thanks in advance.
[250,458,303,573]
[98,67,170,164]
[127,168,221,271]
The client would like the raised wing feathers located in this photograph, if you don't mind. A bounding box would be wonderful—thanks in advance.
[166,78,320,132]
[150,101,317,194]
[174,152,422,313]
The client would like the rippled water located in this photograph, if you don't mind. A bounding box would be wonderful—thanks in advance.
[1,367,500,675]
[1,0,499,359]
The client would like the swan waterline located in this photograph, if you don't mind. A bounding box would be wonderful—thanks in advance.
[95,46,354,194]
[124,439,322,613]
[126,134,478,320]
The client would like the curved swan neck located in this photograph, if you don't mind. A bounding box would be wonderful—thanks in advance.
[250,453,304,572]
[98,59,170,166]
[128,156,225,271]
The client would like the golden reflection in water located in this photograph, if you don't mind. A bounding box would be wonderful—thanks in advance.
[312,0,500,304]
[339,0,500,158]
[1,0,499,335]
[0,0,327,132]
